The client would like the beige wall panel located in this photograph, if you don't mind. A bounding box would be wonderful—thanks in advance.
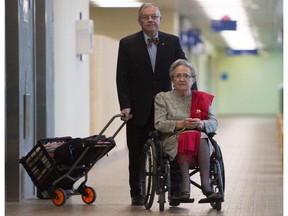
[90,35,127,153]
[90,7,178,40]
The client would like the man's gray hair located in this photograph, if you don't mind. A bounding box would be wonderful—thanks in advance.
[138,3,161,17]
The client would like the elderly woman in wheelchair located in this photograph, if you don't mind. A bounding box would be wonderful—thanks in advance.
[150,59,224,209]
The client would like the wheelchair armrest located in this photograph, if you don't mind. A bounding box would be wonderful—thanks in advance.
[148,130,161,140]
[195,129,216,139]
[207,132,216,138]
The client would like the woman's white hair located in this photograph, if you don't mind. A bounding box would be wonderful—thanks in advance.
[169,59,197,81]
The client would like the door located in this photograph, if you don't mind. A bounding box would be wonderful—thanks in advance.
[19,0,36,199]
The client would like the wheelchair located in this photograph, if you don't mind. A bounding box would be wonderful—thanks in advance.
[143,130,225,212]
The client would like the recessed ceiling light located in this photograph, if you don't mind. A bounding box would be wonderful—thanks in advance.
[90,0,142,8]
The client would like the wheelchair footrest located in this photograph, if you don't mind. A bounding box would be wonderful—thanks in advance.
[198,193,224,204]
[171,196,195,203]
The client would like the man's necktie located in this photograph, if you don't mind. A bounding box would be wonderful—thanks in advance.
[147,37,159,46]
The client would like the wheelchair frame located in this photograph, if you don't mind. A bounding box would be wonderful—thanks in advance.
[143,130,225,212]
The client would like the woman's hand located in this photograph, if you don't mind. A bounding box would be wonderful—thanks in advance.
[176,118,204,130]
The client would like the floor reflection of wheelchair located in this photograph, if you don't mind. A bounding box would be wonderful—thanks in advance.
[143,130,225,212]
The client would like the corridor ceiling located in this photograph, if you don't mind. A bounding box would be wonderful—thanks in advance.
[144,0,283,51]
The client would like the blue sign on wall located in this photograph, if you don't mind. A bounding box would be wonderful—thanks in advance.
[211,20,237,32]
[225,48,258,56]
[180,29,202,48]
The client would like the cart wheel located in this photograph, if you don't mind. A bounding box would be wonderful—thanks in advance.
[52,188,66,206]
[81,186,97,204]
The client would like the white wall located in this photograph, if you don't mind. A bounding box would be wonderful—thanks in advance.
[54,0,90,137]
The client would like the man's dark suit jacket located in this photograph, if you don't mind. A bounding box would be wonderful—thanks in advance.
[116,30,186,126]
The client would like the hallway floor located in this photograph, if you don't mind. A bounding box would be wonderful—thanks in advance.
[6,116,283,216]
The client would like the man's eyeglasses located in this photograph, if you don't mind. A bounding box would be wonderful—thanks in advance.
[139,15,160,20]
[174,73,194,80]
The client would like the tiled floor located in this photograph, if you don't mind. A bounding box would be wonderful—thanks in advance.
[5,116,283,216]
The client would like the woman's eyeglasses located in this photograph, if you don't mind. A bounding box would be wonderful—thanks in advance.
[174,73,194,80]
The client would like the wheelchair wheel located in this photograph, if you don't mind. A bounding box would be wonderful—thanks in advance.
[143,139,157,210]
[210,201,222,211]
[219,147,225,193]
[210,143,225,211]
[215,145,225,194]
[159,192,165,211]
[158,157,170,211]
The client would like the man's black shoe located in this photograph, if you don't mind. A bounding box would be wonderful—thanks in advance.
[169,195,181,207]
[169,199,181,207]
[131,195,144,205]
[169,191,181,207]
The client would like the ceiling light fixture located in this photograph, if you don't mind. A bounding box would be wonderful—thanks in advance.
[90,0,142,8]
[197,0,257,50]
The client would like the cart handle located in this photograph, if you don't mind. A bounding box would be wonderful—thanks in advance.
[89,114,126,139]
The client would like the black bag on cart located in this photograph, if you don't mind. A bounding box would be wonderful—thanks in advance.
[53,138,84,166]
[53,135,112,166]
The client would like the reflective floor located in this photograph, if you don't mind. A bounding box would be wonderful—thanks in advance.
[6,116,283,216]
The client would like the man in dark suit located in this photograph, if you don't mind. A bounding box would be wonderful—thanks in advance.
[116,3,186,205]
